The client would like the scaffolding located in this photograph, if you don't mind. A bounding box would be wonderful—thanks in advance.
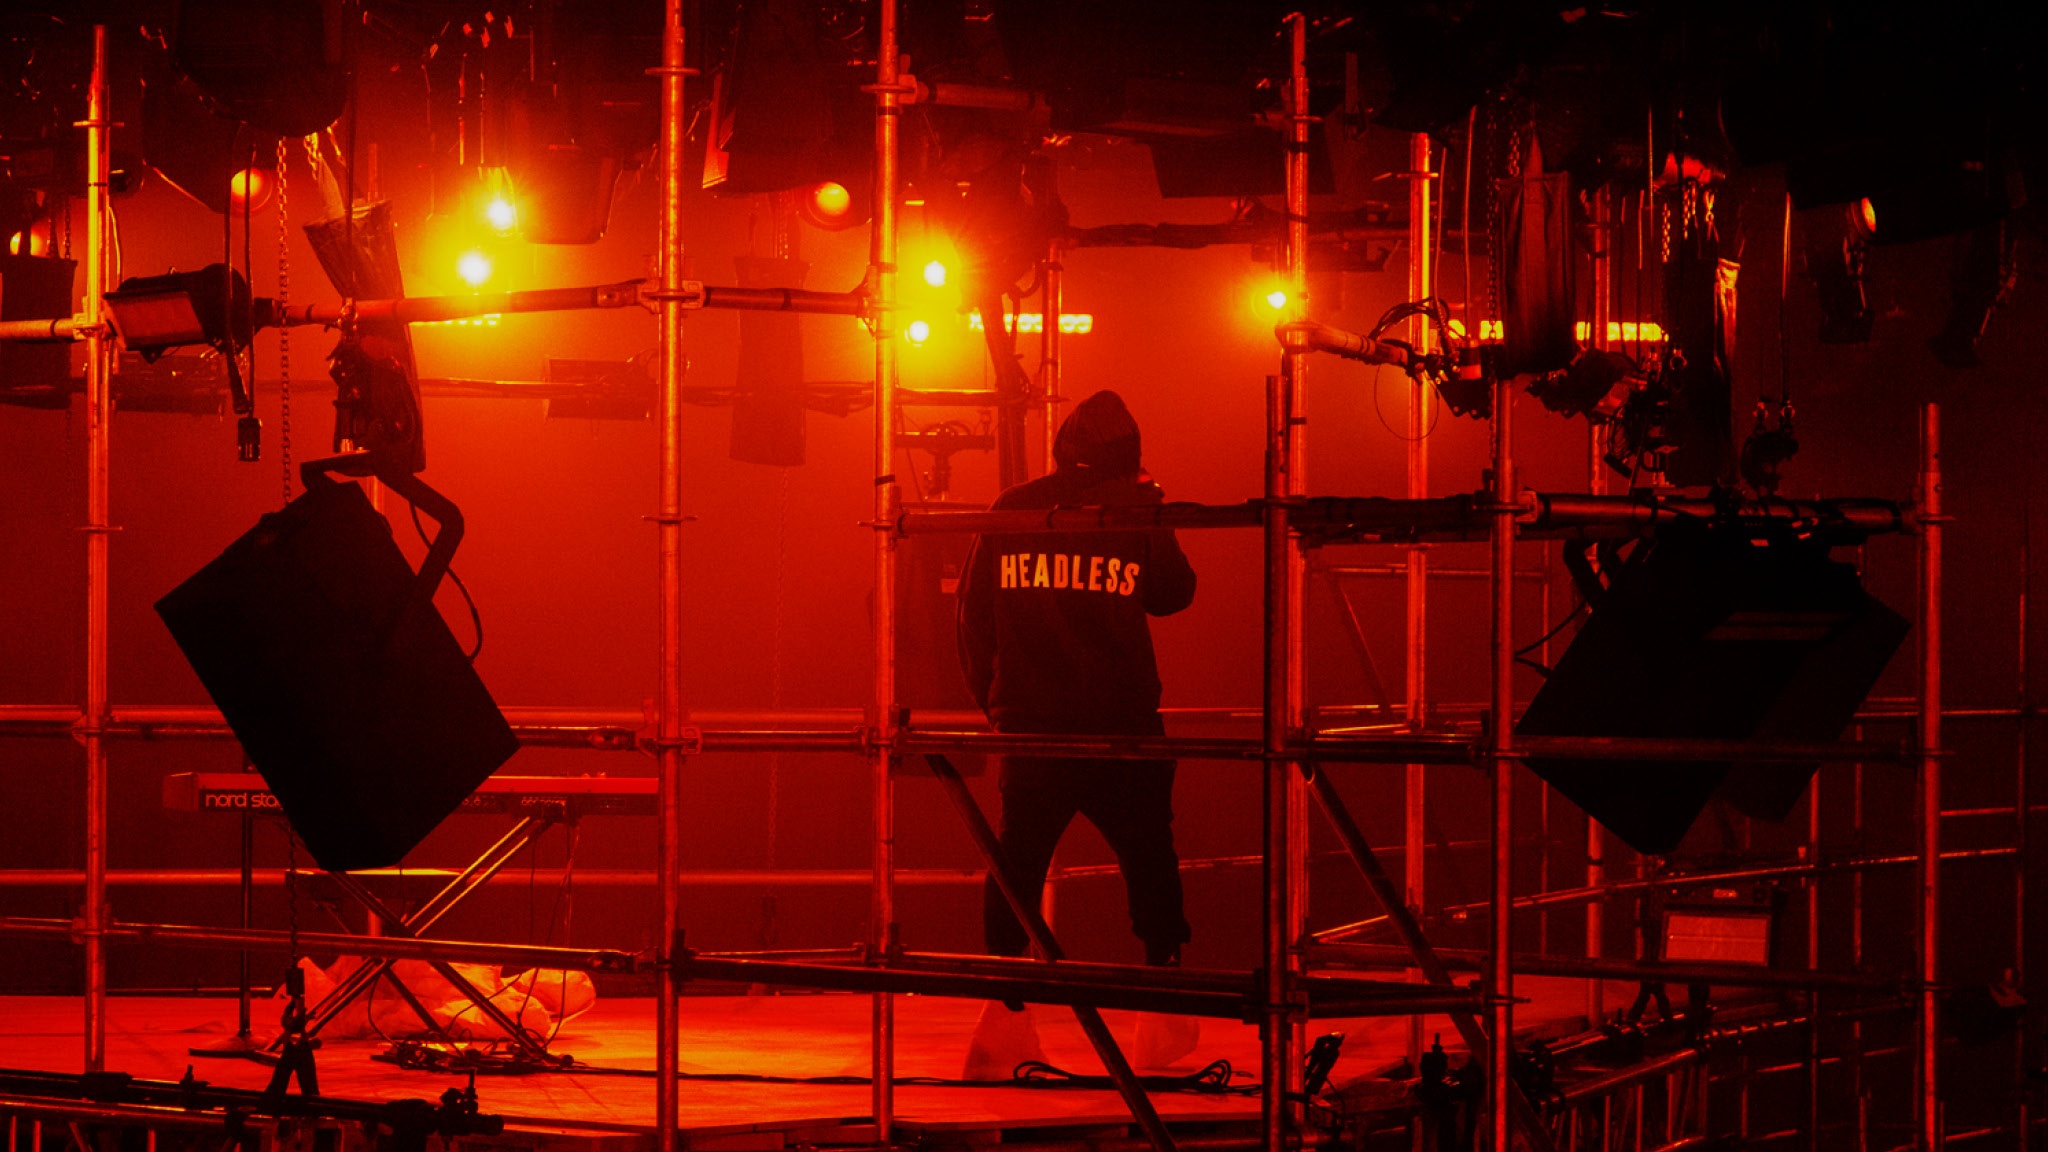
[0,6,2003,1152]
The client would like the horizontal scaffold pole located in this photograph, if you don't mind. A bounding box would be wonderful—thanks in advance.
[675,952,1481,1019]
[0,707,1911,765]
[0,916,643,973]
[1306,941,1907,994]
[894,493,1912,544]
[268,279,867,328]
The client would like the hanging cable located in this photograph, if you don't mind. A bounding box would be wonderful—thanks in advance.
[410,502,484,661]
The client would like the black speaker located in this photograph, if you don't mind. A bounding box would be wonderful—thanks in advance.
[1516,524,1908,855]
[156,476,518,872]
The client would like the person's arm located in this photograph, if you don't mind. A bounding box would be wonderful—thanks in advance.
[1138,479,1197,616]
[955,530,999,714]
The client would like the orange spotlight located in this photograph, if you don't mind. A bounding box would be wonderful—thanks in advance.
[1265,288,1288,310]
[801,181,855,230]
[228,167,273,212]
[457,251,493,288]
[904,318,932,345]
[485,197,518,233]
[923,260,948,288]
[1854,197,1877,235]
[8,220,50,256]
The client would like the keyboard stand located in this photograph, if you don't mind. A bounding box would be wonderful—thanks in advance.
[288,815,562,1062]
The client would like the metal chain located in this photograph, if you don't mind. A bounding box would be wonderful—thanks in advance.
[276,138,293,506]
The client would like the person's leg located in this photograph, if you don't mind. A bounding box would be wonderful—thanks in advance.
[1082,758,1190,965]
[983,756,1081,957]
[1082,757,1198,1068]
[969,756,1076,1079]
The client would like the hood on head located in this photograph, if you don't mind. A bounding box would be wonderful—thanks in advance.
[1053,390,1142,476]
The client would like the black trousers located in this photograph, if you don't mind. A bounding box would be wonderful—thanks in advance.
[982,753,1191,966]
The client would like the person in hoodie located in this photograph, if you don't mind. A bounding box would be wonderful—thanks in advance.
[955,389,1199,1075]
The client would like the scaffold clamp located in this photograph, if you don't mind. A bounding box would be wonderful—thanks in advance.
[636,726,702,757]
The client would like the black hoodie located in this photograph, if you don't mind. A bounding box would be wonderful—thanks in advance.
[956,391,1198,733]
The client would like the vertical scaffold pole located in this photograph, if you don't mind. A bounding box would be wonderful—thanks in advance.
[870,0,904,1141]
[653,2,688,1148]
[1403,129,1434,1065]
[1262,366,1296,1152]
[1917,403,1943,1152]
[1584,185,1610,1030]
[2015,512,2030,1151]
[1487,363,1517,1152]
[80,22,112,1075]
[1282,10,1311,1074]
[1041,228,1062,472]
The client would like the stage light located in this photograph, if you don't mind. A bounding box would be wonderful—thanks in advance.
[967,313,1095,335]
[803,181,855,230]
[923,260,948,288]
[1571,320,1669,344]
[485,197,518,233]
[1855,197,1877,236]
[904,319,932,345]
[104,265,253,356]
[1265,288,1289,310]
[228,167,272,212]
[457,251,493,288]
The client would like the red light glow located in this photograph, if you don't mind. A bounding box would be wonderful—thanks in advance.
[229,168,272,212]
[457,251,494,287]
[810,182,852,221]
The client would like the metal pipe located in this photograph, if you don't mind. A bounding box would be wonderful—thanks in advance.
[1042,233,1063,468]
[1313,565,1548,580]
[895,951,1496,1013]
[1284,25,1312,1095]
[268,281,865,326]
[1305,942,1906,993]
[1586,187,1612,1034]
[0,868,989,888]
[2014,508,2030,1152]
[911,80,1038,112]
[674,953,1478,1019]
[869,0,904,1137]
[0,316,85,341]
[1262,365,1296,1152]
[901,730,1471,763]
[236,803,252,1040]
[1557,1048,1704,1108]
[1309,845,2012,936]
[892,493,1910,541]
[1487,356,1517,1152]
[921,1133,1332,1152]
[1404,138,1435,1070]
[653,2,689,1147]
[0,916,641,972]
[1917,403,1942,1152]
[0,714,1913,765]
[80,22,112,1076]
[1303,774,1554,1148]
[11,700,1989,739]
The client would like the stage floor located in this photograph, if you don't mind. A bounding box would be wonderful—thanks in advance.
[0,980,1635,1148]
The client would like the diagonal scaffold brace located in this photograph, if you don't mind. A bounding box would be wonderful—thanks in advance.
[1304,769,1559,1152]
[924,752,1180,1152]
